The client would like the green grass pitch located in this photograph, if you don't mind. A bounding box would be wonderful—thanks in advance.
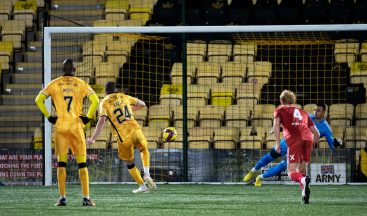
[0,184,366,216]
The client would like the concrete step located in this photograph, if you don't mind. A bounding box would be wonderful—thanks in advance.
[51,0,105,10]
[5,84,42,95]
[0,116,42,127]
[0,105,41,117]
[50,9,104,21]
[16,62,42,73]
[13,73,42,84]
[0,138,33,148]
[2,95,37,105]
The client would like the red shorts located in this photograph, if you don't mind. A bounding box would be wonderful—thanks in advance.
[286,138,313,163]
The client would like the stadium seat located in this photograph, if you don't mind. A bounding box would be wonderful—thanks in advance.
[1,20,27,49]
[252,104,276,128]
[187,84,210,106]
[247,61,272,85]
[213,127,239,149]
[13,0,37,28]
[170,62,196,84]
[0,0,12,21]
[350,62,367,86]
[360,43,367,62]
[148,104,171,128]
[82,41,107,64]
[93,19,119,27]
[172,105,198,128]
[207,41,232,63]
[334,40,359,63]
[196,62,221,85]
[239,127,263,149]
[221,62,246,84]
[303,103,317,114]
[87,126,111,149]
[129,7,151,25]
[344,126,367,149]
[188,127,213,149]
[210,84,234,106]
[236,83,261,106]
[187,41,207,63]
[356,103,367,126]
[232,43,256,63]
[328,103,354,127]
[134,106,148,126]
[0,41,13,71]
[106,41,131,66]
[95,63,120,85]
[105,0,128,21]
[265,131,283,149]
[142,126,162,149]
[160,84,182,105]
[33,127,42,150]
[198,105,225,128]
[75,62,94,83]
[225,105,251,128]
[302,0,328,24]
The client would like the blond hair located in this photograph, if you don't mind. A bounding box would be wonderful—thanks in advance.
[280,90,296,105]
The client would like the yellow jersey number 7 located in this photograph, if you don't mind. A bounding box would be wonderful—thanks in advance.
[64,96,73,112]
[114,106,131,124]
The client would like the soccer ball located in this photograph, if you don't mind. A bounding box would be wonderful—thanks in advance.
[163,127,177,142]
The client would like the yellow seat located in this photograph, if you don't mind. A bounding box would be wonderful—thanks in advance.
[142,126,161,149]
[13,0,37,28]
[350,62,367,86]
[106,41,131,65]
[196,62,221,85]
[360,42,367,62]
[187,84,210,106]
[246,61,272,85]
[236,83,261,106]
[82,41,107,64]
[334,40,359,63]
[33,127,43,150]
[233,43,257,63]
[95,63,120,85]
[160,84,182,105]
[148,105,171,128]
[0,0,13,20]
[328,103,354,127]
[252,104,276,128]
[239,127,264,149]
[172,105,198,128]
[188,127,213,149]
[170,62,196,84]
[213,127,239,149]
[93,19,120,27]
[129,0,155,10]
[1,20,27,49]
[0,41,13,70]
[75,62,94,83]
[187,41,206,63]
[225,105,252,128]
[134,106,148,126]
[207,41,232,63]
[344,126,367,149]
[199,105,225,128]
[356,103,367,126]
[129,7,151,24]
[118,19,144,26]
[105,0,128,21]
[87,126,111,149]
[210,84,234,107]
[221,62,246,85]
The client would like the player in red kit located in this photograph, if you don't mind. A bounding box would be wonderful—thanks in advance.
[273,90,320,204]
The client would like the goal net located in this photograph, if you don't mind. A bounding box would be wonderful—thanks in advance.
[42,25,367,185]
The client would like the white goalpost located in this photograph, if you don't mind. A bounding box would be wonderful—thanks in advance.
[43,24,367,186]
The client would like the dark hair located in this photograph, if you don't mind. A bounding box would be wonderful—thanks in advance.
[316,102,326,111]
[105,81,116,94]
[63,59,74,66]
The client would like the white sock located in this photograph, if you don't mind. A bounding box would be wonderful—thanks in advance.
[60,196,66,199]
[144,167,150,177]
[84,196,90,199]
[251,167,257,172]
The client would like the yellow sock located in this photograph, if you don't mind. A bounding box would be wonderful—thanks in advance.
[78,167,90,197]
[128,165,144,185]
[141,148,150,167]
[57,167,66,197]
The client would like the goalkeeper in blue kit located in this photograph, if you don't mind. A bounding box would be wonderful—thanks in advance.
[243,103,343,186]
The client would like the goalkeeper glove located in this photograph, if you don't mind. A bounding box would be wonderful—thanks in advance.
[333,137,343,149]
[79,115,91,124]
[47,116,58,124]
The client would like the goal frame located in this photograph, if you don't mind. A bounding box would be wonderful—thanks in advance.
[43,24,367,186]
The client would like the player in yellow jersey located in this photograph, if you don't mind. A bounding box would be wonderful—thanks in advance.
[35,59,99,206]
[86,81,157,193]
